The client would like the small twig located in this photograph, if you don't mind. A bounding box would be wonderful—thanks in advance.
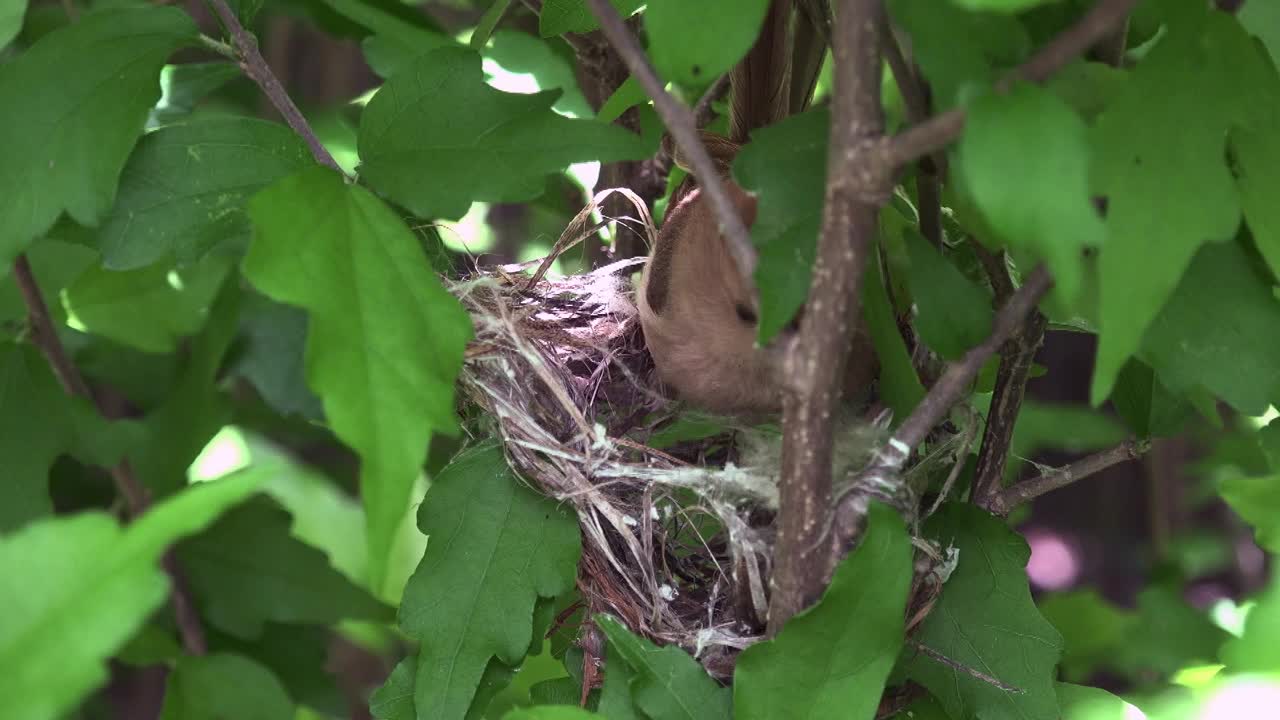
[880,19,944,250]
[197,33,237,60]
[207,0,343,172]
[908,639,1026,694]
[830,267,1053,553]
[585,0,757,279]
[885,0,1139,168]
[987,439,1149,516]
[13,255,207,653]
[768,0,891,636]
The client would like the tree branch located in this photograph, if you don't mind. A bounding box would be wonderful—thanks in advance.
[12,255,208,654]
[830,267,1053,552]
[768,0,892,635]
[885,0,1139,168]
[968,249,1047,509]
[585,0,757,278]
[208,0,342,173]
[986,438,1150,516]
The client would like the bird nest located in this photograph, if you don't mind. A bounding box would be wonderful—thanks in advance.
[444,193,950,681]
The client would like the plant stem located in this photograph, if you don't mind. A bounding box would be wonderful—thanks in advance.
[768,0,891,635]
[207,0,343,173]
[986,439,1150,515]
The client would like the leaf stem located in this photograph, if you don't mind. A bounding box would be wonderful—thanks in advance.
[197,33,238,61]
[206,0,343,173]
[768,0,892,635]
[584,0,757,279]
[885,0,1140,167]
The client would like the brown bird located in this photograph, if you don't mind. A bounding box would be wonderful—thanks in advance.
[635,0,876,417]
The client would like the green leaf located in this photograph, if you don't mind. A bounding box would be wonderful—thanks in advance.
[0,342,140,532]
[1226,33,1280,285]
[1038,590,1135,682]
[644,0,769,87]
[733,107,827,342]
[905,231,993,359]
[148,62,242,128]
[596,614,731,720]
[537,0,643,37]
[1219,473,1280,555]
[863,248,926,422]
[358,47,649,220]
[230,293,324,421]
[130,274,240,497]
[1136,242,1280,416]
[1010,401,1126,475]
[243,165,472,589]
[1221,574,1280,674]
[1109,359,1191,439]
[159,652,295,720]
[598,75,646,124]
[735,503,911,719]
[1056,683,1144,720]
[92,119,313,270]
[208,623,346,716]
[903,504,1064,720]
[399,445,581,719]
[370,655,416,720]
[484,29,593,119]
[176,497,391,639]
[596,637,642,720]
[0,474,260,720]
[0,8,197,268]
[503,708,603,720]
[62,254,233,354]
[1046,61,1127,122]
[887,0,1030,107]
[1241,0,1280,65]
[1090,10,1246,404]
[959,83,1103,306]
[1115,585,1227,677]
[0,0,25,49]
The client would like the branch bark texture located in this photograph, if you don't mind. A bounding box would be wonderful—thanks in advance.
[987,438,1149,516]
[768,0,891,635]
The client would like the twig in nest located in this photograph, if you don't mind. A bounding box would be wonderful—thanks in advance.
[524,187,656,290]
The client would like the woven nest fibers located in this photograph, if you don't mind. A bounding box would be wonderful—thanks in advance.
[444,194,951,679]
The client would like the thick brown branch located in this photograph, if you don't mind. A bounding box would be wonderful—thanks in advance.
[13,255,207,653]
[886,0,1139,168]
[208,0,342,173]
[768,0,890,636]
[986,439,1150,516]
[585,0,757,278]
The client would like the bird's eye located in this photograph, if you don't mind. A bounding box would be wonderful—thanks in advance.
[735,303,758,325]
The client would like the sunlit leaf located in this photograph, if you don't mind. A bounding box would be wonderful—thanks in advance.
[1221,574,1280,674]
[0,0,25,49]
[147,62,241,129]
[398,445,581,719]
[735,503,911,719]
[0,8,197,269]
[0,474,260,720]
[243,166,472,589]
[538,0,643,37]
[644,0,769,87]
[358,47,649,220]
[959,83,1104,306]
[1218,473,1280,555]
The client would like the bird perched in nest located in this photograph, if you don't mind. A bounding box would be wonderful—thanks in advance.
[636,0,876,417]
